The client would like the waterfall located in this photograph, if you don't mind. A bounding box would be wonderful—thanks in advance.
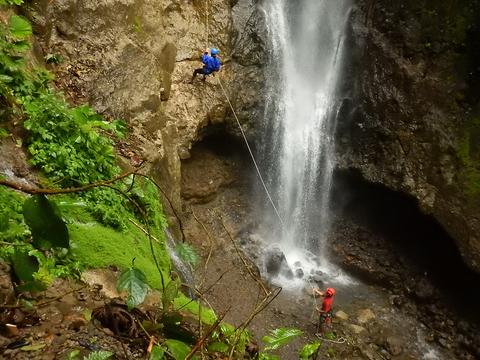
[260,0,351,283]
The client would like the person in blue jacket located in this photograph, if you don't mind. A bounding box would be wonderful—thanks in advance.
[189,48,222,83]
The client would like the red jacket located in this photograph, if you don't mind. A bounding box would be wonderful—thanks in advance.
[321,296,333,313]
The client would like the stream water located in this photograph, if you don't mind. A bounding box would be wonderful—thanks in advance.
[260,0,351,284]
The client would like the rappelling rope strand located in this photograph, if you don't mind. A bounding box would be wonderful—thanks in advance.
[309,279,319,319]
[205,0,209,49]
[216,77,285,227]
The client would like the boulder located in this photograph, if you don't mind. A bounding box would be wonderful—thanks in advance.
[295,268,304,278]
[264,247,293,279]
[335,310,349,321]
[385,336,403,356]
[349,324,367,334]
[357,309,376,324]
[308,274,324,287]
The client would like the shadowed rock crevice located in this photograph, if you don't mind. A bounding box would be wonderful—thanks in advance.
[180,127,252,204]
[330,168,480,357]
[330,169,480,335]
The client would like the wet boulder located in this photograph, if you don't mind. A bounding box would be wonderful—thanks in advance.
[264,247,293,279]
[308,271,324,287]
[295,268,304,279]
[385,336,403,356]
[357,309,376,324]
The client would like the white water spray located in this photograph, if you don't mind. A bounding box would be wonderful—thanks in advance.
[261,0,351,284]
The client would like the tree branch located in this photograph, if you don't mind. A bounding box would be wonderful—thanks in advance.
[0,170,137,195]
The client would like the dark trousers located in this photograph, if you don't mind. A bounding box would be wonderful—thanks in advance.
[192,68,208,81]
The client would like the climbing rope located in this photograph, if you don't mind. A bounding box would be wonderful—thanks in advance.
[216,77,285,227]
[315,334,347,344]
[205,0,209,49]
[203,0,283,226]
[309,279,319,319]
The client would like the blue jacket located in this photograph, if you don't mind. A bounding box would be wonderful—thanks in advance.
[202,54,222,74]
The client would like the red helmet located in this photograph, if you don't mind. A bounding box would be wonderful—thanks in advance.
[326,288,336,297]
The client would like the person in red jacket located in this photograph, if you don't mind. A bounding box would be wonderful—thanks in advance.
[314,287,336,334]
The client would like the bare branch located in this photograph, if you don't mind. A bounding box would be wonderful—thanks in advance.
[0,170,137,195]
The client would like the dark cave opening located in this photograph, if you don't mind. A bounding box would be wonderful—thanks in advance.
[330,168,480,324]
[194,124,250,160]
[180,124,253,204]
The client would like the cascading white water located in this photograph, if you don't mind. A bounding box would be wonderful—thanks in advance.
[261,0,351,283]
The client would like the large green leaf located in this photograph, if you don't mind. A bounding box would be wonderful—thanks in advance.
[207,342,229,353]
[83,351,113,360]
[0,0,23,5]
[149,346,165,360]
[299,341,321,360]
[259,354,280,360]
[262,328,303,352]
[116,267,149,310]
[0,0,24,5]
[23,195,69,249]
[175,243,198,266]
[173,294,217,325]
[11,248,39,282]
[164,339,197,360]
[9,15,32,39]
[11,249,46,292]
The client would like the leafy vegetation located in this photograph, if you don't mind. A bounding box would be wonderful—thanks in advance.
[23,194,69,249]
[299,341,321,360]
[0,184,28,242]
[0,10,171,281]
[0,187,82,290]
[83,351,113,360]
[117,264,150,310]
[164,339,195,360]
[0,11,134,231]
[0,0,24,5]
[262,328,303,351]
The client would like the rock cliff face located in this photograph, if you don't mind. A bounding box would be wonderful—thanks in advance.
[23,0,480,272]
[337,0,480,272]
[24,0,264,211]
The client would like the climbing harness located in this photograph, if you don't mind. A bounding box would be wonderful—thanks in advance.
[216,78,285,227]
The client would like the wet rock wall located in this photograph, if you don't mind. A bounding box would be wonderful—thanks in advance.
[337,0,480,272]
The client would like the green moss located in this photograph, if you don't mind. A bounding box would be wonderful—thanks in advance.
[59,201,170,289]
[174,293,217,325]
[414,0,479,51]
[457,118,480,196]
